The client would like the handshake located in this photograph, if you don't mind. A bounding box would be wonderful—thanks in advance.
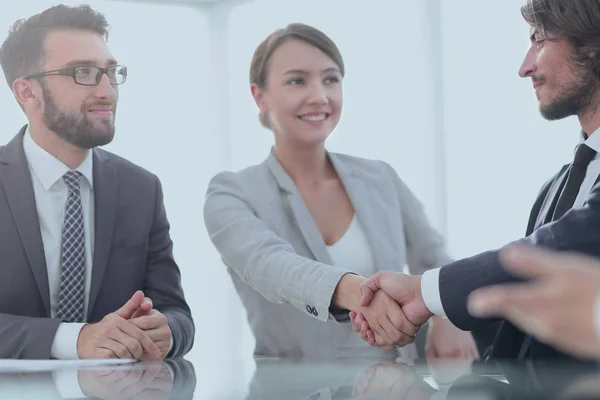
[335,272,480,359]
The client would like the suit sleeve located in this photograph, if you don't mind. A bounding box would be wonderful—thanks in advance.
[440,180,600,331]
[145,176,195,358]
[203,171,352,323]
[0,314,62,359]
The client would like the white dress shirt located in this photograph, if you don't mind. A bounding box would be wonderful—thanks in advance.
[422,128,600,318]
[326,215,377,278]
[23,128,95,360]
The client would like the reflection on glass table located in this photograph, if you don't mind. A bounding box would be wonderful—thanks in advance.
[244,357,600,400]
[0,358,195,399]
[0,356,599,399]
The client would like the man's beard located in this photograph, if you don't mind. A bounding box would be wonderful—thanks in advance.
[539,65,599,121]
[41,82,116,149]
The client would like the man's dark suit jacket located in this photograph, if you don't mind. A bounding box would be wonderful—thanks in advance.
[0,126,194,359]
[439,162,600,360]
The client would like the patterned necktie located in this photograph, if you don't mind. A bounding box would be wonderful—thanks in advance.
[55,170,86,322]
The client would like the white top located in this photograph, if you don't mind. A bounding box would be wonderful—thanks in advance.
[326,215,377,278]
[422,127,600,336]
[23,128,94,360]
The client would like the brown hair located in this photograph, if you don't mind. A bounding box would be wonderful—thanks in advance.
[521,0,600,76]
[249,23,345,129]
[0,4,109,88]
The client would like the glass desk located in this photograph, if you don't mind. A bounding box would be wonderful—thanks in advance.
[0,356,599,399]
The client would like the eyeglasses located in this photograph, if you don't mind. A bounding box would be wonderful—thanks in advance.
[23,65,127,86]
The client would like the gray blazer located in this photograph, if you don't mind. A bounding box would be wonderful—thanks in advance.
[0,127,194,359]
[204,150,451,360]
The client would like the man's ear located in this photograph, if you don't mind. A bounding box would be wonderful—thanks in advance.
[12,78,41,110]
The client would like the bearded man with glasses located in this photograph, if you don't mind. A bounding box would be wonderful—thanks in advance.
[0,4,194,361]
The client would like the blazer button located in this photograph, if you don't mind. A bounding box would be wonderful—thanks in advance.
[306,305,318,317]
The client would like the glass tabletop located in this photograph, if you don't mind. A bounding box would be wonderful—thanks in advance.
[0,356,599,399]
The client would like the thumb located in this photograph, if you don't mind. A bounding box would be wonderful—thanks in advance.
[360,273,384,307]
[116,290,145,319]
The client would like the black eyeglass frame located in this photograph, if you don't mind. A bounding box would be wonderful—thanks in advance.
[22,65,127,86]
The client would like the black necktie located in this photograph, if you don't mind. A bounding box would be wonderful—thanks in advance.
[552,143,596,220]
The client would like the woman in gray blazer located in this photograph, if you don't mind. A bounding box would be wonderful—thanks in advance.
[203,23,479,361]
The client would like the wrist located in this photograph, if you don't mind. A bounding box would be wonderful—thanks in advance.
[76,323,90,359]
[333,274,365,310]
[413,275,434,320]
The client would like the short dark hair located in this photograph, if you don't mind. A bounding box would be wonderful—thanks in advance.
[521,0,600,76]
[0,4,109,88]
[249,23,345,129]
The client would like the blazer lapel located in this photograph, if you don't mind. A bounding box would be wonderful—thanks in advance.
[329,154,388,272]
[266,151,332,265]
[534,165,569,230]
[88,150,118,316]
[0,127,51,315]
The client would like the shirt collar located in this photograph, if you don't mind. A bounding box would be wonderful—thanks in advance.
[23,126,94,191]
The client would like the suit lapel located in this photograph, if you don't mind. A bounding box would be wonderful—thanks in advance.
[88,150,118,316]
[266,151,332,265]
[330,155,387,272]
[0,127,51,315]
[534,165,569,230]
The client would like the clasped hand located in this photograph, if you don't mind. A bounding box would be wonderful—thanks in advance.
[341,272,479,360]
[77,290,172,360]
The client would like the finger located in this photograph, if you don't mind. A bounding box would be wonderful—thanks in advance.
[374,331,388,348]
[106,327,145,359]
[130,313,163,331]
[95,347,119,359]
[358,327,370,343]
[349,311,356,321]
[142,328,170,344]
[116,291,145,319]
[351,314,362,333]
[354,312,367,333]
[130,298,153,319]
[499,244,583,279]
[366,329,377,346]
[360,320,376,345]
[356,312,366,325]
[371,317,394,345]
[467,283,539,318]
[502,308,550,342]
[360,273,384,307]
[116,320,161,359]
[358,320,370,342]
[99,337,135,359]
[373,331,395,350]
[387,303,419,337]
[379,313,410,346]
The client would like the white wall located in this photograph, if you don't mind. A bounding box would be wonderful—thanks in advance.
[441,0,580,258]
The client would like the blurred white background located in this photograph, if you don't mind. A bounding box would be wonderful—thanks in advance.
[0,0,580,398]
